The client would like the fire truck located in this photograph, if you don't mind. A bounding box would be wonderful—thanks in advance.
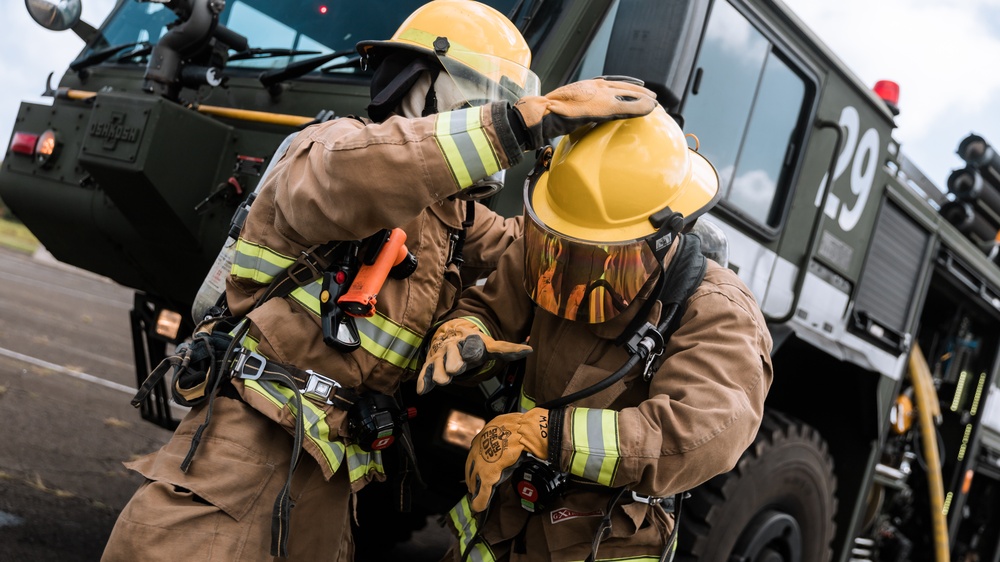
[4,0,1000,560]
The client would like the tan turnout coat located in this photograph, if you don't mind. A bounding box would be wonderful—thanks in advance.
[444,237,774,561]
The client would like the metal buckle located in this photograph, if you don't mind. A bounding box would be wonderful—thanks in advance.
[302,370,341,403]
[234,349,267,381]
[631,491,664,505]
[630,491,675,512]
[287,249,323,286]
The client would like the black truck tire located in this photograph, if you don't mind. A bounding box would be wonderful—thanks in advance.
[676,411,837,562]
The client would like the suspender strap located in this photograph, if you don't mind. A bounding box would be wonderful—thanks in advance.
[615,233,707,349]
[258,241,345,303]
[448,201,476,267]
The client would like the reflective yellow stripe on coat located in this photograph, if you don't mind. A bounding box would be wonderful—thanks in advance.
[448,495,496,562]
[286,279,424,370]
[568,408,621,487]
[435,107,502,190]
[238,336,385,482]
[232,239,295,284]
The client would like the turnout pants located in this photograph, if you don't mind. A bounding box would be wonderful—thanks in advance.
[102,397,355,561]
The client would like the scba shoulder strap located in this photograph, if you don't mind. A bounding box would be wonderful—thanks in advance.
[616,231,707,351]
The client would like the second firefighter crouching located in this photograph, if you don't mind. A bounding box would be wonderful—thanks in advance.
[418,106,774,561]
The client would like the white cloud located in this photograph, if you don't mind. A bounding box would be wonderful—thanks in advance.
[0,0,116,146]
[781,0,1000,190]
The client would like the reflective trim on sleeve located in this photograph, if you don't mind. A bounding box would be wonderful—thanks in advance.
[448,495,496,562]
[568,408,621,487]
[519,386,536,414]
[435,107,501,190]
[460,316,491,337]
[231,239,296,283]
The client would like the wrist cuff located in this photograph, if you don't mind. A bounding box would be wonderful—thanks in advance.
[490,102,526,165]
[548,407,565,469]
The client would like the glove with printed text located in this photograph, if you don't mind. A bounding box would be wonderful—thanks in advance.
[512,76,658,150]
[466,408,551,512]
[417,318,532,395]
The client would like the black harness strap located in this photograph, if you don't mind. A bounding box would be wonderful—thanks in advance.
[615,233,707,349]
[448,200,476,267]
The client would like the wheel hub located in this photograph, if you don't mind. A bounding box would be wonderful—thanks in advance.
[730,510,803,562]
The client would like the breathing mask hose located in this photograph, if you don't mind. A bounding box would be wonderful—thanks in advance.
[539,302,680,410]
[908,341,950,562]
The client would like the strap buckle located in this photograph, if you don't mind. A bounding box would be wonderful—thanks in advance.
[302,370,342,404]
[287,248,324,286]
[234,349,267,380]
[631,491,675,512]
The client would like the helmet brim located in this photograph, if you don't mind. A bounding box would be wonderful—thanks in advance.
[356,39,436,70]
[684,148,722,225]
[531,147,721,243]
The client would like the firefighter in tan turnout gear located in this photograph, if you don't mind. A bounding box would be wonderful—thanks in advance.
[101,1,658,560]
[418,106,774,561]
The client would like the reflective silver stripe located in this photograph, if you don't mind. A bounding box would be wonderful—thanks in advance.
[357,318,417,359]
[346,444,384,481]
[568,408,621,486]
[448,496,495,562]
[231,239,295,283]
[289,280,322,314]
[283,284,424,370]
[435,108,501,189]
[242,379,348,475]
[449,110,488,181]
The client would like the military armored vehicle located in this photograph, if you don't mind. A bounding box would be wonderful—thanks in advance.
[5,0,1000,560]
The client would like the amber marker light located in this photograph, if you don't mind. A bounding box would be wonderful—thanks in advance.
[34,129,59,167]
[155,309,183,340]
[443,410,486,449]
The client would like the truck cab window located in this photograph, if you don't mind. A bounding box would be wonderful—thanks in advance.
[682,0,808,228]
[569,0,620,82]
[83,0,522,76]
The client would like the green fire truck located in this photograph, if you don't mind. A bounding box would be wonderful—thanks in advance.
[4,0,1000,560]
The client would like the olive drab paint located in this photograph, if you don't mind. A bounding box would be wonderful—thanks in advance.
[5,1,1000,560]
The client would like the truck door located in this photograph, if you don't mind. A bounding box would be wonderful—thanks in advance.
[677,0,817,318]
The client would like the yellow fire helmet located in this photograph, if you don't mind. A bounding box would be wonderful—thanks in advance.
[523,105,721,323]
[356,0,540,105]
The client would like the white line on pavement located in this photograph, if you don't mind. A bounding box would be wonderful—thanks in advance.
[0,345,136,394]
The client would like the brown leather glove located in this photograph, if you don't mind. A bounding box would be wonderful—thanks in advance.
[417,318,532,395]
[513,76,658,150]
[466,408,550,512]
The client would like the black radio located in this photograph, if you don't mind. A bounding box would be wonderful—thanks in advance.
[347,392,416,452]
[512,457,567,512]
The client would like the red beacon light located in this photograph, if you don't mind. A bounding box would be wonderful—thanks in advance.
[10,132,39,156]
[873,80,900,116]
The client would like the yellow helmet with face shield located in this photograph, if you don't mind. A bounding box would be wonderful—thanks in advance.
[523,105,721,323]
[357,0,540,106]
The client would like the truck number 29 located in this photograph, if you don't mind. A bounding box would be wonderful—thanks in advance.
[813,105,880,232]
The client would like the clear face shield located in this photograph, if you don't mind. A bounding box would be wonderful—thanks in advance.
[433,46,540,200]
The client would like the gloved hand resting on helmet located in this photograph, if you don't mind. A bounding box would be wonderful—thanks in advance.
[417,318,532,395]
[466,408,551,512]
[512,76,658,150]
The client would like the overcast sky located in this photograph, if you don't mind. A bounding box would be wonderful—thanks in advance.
[2,0,999,195]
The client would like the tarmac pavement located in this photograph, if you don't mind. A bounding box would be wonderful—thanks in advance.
[0,245,450,561]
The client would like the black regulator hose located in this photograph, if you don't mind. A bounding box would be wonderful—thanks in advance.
[539,301,681,410]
